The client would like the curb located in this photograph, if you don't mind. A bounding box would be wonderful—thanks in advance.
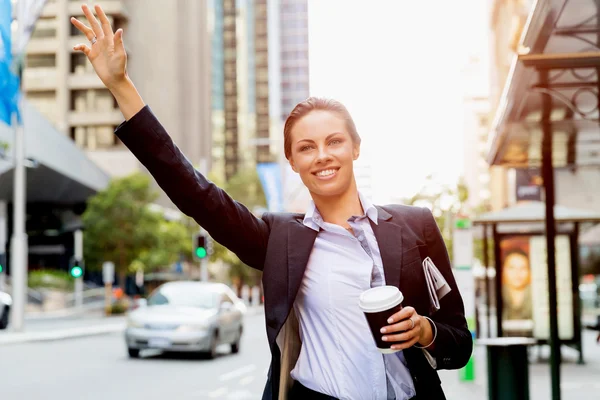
[1,306,264,346]
[0,323,125,345]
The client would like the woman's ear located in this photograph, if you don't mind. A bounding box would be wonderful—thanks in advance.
[353,145,360,160]
[289,158,298,173]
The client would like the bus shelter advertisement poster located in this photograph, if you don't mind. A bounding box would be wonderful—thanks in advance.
[500,235,574,340]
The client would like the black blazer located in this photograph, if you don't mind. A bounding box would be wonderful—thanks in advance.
[115,106,473,400]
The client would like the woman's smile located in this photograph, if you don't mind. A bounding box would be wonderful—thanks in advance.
[313,167,340,180]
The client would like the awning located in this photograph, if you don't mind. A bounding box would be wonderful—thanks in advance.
[487,0,600,168]
[474,201,600,224]
[0,100,110,204]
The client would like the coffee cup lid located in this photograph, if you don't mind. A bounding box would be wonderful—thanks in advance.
[358,286,403,313]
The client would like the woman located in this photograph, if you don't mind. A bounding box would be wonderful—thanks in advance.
[71,5,472,399]
[501,249,533,321]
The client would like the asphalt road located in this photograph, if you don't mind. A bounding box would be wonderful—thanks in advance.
[0,312,271,400]
[3,310,600,400]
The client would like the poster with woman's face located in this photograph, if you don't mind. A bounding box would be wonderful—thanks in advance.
[500,237,533,334]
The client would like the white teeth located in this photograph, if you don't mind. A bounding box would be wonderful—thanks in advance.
[316,169,336,177]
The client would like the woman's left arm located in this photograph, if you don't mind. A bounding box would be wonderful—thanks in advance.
[419,207,473,369]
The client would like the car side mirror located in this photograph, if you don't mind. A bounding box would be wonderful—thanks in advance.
[219,302,233,313]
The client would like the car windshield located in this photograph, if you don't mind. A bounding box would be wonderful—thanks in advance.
[147,284,218,309]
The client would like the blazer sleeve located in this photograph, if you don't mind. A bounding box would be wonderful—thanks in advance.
[114,106,270,270]
[421,207,473,370]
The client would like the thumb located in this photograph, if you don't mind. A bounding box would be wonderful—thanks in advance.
[114,29,125,52]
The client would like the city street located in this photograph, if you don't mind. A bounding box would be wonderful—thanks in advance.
[0,312,271,400]
[2,309,600,399]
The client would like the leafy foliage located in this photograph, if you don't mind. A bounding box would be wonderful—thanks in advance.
[207,169,266,287]
[83,173,184,280]
[403,175,490,263]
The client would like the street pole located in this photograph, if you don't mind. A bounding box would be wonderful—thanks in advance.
[540,69,561,400]
[200,255,208,282]
[9,97,27,332]
[74,229,83,310]
[0,201,6,291]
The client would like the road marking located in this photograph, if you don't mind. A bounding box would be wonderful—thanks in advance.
[561,382,583,390]
[240,375,255,386]
[219,364,257,382]
[209,387,228,398]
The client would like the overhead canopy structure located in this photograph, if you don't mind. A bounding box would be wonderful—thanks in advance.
[485,2,600,398]
[475,201,600,224]
[488,0,600,169]
[0,100,109,204]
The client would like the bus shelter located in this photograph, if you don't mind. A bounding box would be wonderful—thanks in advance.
[473,201,600,364]
[486,1,600,398]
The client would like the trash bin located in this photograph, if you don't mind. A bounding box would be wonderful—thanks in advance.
[477,337,537,400]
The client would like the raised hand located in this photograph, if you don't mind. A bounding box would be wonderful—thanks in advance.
[70,4,127,90]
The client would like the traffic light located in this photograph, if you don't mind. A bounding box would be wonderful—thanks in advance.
[69,258,84,278]
[194,233,207,259]
[193,233,211,260]
[0,253,5,274]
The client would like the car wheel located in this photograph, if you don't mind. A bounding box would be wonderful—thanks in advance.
[206,331,219,359]
[0,307,8,330]
[128,348,140,358]
[231,327,242,354]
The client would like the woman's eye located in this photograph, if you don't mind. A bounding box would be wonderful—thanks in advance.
[300,145,312,151]
[329,139,342,145]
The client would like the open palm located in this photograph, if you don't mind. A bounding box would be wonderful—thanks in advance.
[70,4,127,90]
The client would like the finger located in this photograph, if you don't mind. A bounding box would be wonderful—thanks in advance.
[82,4,104,38]
[381,317,415,334]
[387,306,415,324]
[94,4,114,38]
[391,335,420,351]
[73,43,91,57]
[70,17,95,41]
[114,29,125,52]
[382,321,421,343]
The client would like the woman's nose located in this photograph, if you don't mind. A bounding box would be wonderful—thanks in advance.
[316,146,332,162]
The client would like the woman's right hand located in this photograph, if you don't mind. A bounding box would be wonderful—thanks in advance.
[70,4,127,91]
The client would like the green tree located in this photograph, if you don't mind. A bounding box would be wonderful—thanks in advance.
[82,173,162,285]
[206,168,267,288]
[132,219,191,273]
[403,176,493,265]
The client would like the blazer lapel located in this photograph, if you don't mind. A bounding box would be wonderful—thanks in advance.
[371,206,404,288]
[287,217,318,309]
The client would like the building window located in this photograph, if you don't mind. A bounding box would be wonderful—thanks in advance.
[26,54,56,68]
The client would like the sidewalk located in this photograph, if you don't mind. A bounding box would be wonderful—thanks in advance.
[438,330,600,400]
[0,312,126,345]
[0,305,265,345]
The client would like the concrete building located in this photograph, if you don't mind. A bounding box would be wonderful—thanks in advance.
[23,0,212,208]
[208,0,310,212]
[279,0,309,121]
[462,54,493,212]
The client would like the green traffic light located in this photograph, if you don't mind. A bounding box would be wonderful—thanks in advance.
[70,266,83,278]
[0,264,3,273]
[195,247,207,259]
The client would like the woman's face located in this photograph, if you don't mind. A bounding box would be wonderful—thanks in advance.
[288,110,359,199]
[503,253,531,290]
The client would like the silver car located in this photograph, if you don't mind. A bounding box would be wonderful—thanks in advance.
[125,281,246,359]
[0,290,11,330]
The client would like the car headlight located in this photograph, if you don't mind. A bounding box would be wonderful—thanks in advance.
[127,318,144,329]
[177,323,209,332]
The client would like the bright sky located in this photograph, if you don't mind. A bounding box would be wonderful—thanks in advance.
[307,0,488,204]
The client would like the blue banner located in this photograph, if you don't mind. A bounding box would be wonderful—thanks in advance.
[256,162,284,212]
[0,0,20,125]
